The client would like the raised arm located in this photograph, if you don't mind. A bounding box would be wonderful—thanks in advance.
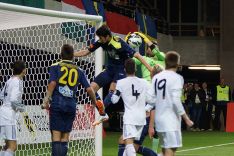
[74,41,101,57]
[134,52,152,72]
[74,49,91,57]
[134,32,165,61]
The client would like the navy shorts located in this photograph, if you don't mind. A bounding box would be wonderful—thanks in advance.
[94,66,126,88]
[134,117,150,145]
[50,107,76,132]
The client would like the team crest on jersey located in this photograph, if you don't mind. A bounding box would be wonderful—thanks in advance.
[59,85,73,97]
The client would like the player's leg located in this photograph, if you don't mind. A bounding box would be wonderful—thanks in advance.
[214,105,221,130]
[4,140,16,156]
[162,148,177,156]
[0,126,6,155]
[57,110,76,156]
[222,104,227,128]
[103,82,116,108]
[125,138,136,156]
[90,82,102,102]
[92,70,112,115]
[51,130,63,156]
[134,118,157,156]
[2,125,17,156]
[158,131,181,156]
[50,108,68,156]
[91,70,113,125]
[60,133,70,156]
[103,68,126,108]
[122,124,137,156]
[118,135,125,156]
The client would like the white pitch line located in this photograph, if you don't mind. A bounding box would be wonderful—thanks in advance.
[177,142,234,153]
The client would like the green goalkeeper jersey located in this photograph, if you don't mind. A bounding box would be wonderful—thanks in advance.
[133,48,165,82]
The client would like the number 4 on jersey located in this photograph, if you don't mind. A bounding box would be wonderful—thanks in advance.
[132,84,140,100]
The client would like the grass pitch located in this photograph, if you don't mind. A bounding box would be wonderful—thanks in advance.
[103,131,234,156]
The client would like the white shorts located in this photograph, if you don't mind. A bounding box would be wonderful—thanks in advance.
[158,131,182,148]
[123,124,144,141]
[0,125,17,141]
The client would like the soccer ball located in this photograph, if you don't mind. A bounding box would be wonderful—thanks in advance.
[127,33,142,48]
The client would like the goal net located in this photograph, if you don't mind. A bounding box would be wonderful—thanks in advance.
[0,2,103,156]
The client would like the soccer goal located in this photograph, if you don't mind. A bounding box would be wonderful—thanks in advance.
[0,2,103,156]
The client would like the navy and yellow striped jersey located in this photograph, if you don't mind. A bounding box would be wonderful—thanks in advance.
[49,60,90,112]
[88,36,136,67]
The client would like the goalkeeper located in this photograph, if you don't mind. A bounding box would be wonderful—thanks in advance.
[0,60,26,156]
[125,32,165,82]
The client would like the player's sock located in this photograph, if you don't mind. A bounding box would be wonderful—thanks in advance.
[61,142,68,156]
[137,146,157,156]
[3,149,14,156]
[125,144,136,156]
[95,93,101,100]
[52,141,62,156]
[103,90,114,108]
[118,144,125,156]
[96,100,106,115]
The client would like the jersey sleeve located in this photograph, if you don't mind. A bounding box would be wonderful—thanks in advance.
[78,69,90,89]
[120,39,136,58]
[88,41,102,52]
[133,57,141,65]
[49,65,58,83]
[10,80,22,104]
[171,76,185,116]
[152,48,165,61]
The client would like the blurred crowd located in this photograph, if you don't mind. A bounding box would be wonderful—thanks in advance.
[181,78,232,131]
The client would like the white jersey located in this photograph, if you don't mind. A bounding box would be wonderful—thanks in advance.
[112,76,149,125]
[0,76,23,125]
[149,70,185,132]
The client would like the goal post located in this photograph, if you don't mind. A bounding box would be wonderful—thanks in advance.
[0,2,103,156]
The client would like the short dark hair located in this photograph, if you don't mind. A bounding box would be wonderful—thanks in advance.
[124,58,136,75]
[12,60,26,75]
[96,24,112,37]
[165,51,180,69]
[61,44,74,60]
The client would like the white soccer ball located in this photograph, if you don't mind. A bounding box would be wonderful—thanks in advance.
[127,33,142,48]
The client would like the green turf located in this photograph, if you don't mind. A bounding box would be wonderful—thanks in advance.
[103,131,234,156]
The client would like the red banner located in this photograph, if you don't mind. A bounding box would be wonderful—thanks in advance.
[226,102,234,132]
[105,11,138,35]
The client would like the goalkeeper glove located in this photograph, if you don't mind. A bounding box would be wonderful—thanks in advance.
[11,102,25,112]
[124,32,131,42]
[134,32,151,43]
[96,100,105,115]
